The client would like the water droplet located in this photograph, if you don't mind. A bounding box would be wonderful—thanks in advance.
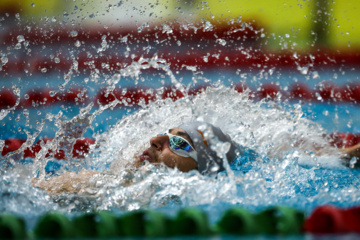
[297,65,308,75]
[269,67,275,75]
[350,157,358,168]
[285,34,290,38]
[14,43,21,49]
[162,24,173,34]
[210,165,220,172]
[176,40,181,46]
[49,91,56,97]
[203,21,213,31]
[41,67,47,73]
[1,55,8,65]
[17,35,25,43]
[312,71,319,79]
[216,39,226,46]
[54,58,60,63]
[74,40,81,47]
[31,3,35,7]
[89,13,95,18]
[23,109,29,116]
[70,31,78,37]
[315,92,323,101]
[112,74,121,83]
[23,40,29,48]
[24,94,29,100]
[63,12,69,17]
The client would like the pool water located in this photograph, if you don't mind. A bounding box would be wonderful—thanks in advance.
[1,68,360,233]
[0,18,360,237]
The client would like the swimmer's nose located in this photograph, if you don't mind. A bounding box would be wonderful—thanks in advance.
[150,135,169,151]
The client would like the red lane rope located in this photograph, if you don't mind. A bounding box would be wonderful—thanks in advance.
[1,133,360,158]
[1,82,360,109]
[2,138,95,159]
[1,23,360,75]
[1,51,360,75]
[305,205,360,234]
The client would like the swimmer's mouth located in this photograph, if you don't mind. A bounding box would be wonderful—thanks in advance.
[139,150,153,162]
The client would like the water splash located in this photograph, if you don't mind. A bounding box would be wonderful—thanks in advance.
[0,15,359,231]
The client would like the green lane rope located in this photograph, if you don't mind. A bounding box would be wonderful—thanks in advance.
[120,210,170,237]
[169,208,212,236]
[215,207,258,235]
[0,215,27,240]
[34,212,74,238]
[255,206,305,235]
[73,211,118,238]
[0,206,306,239]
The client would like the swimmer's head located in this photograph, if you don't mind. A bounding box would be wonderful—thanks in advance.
[179,121,239,174]
[138,127,198,172]
[138,122,238,175]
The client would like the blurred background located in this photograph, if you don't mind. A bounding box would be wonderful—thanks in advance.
[1,0,360,152]
[1,0,360,49]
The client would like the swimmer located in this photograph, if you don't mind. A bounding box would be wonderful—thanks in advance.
[32,121,360,195]
[31,122,241,194]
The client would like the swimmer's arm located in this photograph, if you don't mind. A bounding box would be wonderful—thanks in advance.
[31,169,100,195]
[339,143,360,159]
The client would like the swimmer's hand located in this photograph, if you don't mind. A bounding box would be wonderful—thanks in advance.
[32,169,100,195]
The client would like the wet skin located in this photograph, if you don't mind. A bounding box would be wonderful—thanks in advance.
[138,128,198,172]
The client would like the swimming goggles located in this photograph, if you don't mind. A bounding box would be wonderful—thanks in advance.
[158,132,198,162]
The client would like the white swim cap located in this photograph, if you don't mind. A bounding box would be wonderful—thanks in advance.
[178,121,239,175]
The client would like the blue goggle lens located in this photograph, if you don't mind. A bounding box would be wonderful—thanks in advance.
[157,132,196,158]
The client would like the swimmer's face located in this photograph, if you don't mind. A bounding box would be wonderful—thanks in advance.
[138,128,198,172]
